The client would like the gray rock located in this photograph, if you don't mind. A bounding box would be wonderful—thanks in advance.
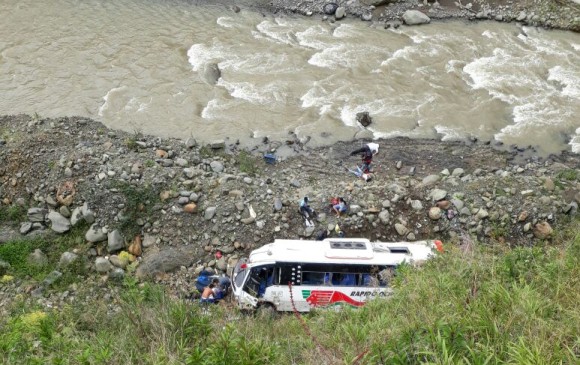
[562,202,577,215]
[81,203,95,224]
[290,179,301,188]
[379,210,390,224]
[429,189,447,201]
[421,175,440,186]
[142,234,157,248]
[59,252,79,267]
[356,112,372,127]
[85,224,107,243]
[109,255,129,269]
[451,198,464,210]
[27,207,47,223]
[406,232,416,241]
[59,205,71,218]
[175,158,188,167]
[135,247,196,278]
[402,10,430,25]
[395,223,408,236]
[185,137,197,149]
[48,211,71,233]
[205,206,217,220]
[20,222,33,235]
[200,62,221,86]
[411,200,423,211]
[210,161,224,173]
[42,270,62,287]
[476,209,489,220]
[335,7,346,19]
[95,257,113,273]
[107,230,125,253]
[28,249,48,267]
[109,268,125,280]
[274,198,283,211]
[451,168,465,177]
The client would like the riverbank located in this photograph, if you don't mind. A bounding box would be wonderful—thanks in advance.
[262,0,580,32]
[1,114,578,305]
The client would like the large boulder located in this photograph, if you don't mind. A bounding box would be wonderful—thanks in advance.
[402,10,430,25]
[48,211,71,233]
[200,62,221,86]
[135,247,196,279]
[356,112,373,127]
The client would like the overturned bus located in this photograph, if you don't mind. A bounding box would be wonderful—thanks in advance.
[231,238,443,313]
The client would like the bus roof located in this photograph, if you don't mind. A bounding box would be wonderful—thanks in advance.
[247,238,437,267]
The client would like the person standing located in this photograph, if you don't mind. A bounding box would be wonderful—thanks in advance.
[350,142,379,173]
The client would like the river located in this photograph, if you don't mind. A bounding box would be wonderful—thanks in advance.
[1,0,579,155]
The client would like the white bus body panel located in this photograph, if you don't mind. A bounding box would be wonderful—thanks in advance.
[232,238,440,312]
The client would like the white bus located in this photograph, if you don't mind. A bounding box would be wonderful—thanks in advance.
[231,238,443,313]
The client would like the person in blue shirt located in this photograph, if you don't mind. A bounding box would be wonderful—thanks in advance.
[332,197,348,217]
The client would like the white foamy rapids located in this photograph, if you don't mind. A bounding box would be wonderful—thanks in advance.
[98,86,127,116]
[339,101,401,128]
[218,51,294,74]
[570,128,580,153]
[187,43,227,72]
[252,19,300,46]
[126,96,151,113]
[519,27,575,58]
[332,23,366,38]
[296,25,331,50]
[573,43,580,52]
[434,125,464,141]
[496,102,570,139]
[548,66,580,98]
[201,98,231,120]
[462,48,544,104]
[216,16,235,28]
[308,44,349,68]
[482,30,496,39]
[445,60,464,74]
[300,83,329,110]
[310,42,388,69]
[219,79,287,105]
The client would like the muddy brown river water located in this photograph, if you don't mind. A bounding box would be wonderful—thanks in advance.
[1,0,578,155]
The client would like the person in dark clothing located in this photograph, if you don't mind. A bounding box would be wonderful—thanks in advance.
[350,142,379,173]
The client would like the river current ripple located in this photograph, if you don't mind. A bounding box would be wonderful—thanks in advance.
[0,0,579,155]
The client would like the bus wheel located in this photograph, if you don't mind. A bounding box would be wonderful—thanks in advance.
[256,304,278,319]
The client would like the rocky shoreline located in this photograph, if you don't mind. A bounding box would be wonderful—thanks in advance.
[1,114,578,312]
[256,0,580,32]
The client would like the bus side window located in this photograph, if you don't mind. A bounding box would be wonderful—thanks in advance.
[302,272,325,285]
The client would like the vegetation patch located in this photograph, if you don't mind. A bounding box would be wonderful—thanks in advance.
[0,204,27,225]
[111,181,160,238]
[0,224,89,285]
[236,150,258,176]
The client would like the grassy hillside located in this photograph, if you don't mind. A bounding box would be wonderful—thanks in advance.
[1,219,579,364]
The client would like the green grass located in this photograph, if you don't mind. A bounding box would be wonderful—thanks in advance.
[556,169,578,181]
[0,205,27,225]
[0,224,89,286]
[1,219,578,364]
